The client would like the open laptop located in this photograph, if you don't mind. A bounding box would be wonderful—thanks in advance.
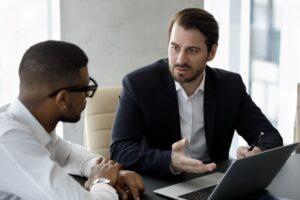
[154,143,299,200]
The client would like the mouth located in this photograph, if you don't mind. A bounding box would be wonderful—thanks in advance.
[175,66,190,71]
[173,66,191,76]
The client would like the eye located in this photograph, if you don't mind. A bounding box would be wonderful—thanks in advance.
[170,44,179,51]
[187,48,200,54]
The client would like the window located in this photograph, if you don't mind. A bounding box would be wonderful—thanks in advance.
[249,0,281,127]
[205,0,300,156]
[0,0,61,135]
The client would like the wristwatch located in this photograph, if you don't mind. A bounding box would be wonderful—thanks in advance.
[90,177,111,189]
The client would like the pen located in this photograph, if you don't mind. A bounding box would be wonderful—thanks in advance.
[248,132,264,151]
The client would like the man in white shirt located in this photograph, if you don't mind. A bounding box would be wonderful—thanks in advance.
[0,40,144,200]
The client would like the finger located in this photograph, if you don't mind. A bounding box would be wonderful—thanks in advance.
[125,177,140,200]
[172,138,189,153]
[184,162,216,173]
[180,157,205,172]
[115,184,128,200]
[133,173,145,192]
[237,146,248,159]
[100,157,109,164]
[180,156,204,167]
[179,156,217,173]
[245,147,261,157]
[237,151,245,159]
[184,164,206,173]
[252,146,262,153]
[205,163,217,171]
[237,153,243,159]
[96,157,103,165]
[108,160,116,165]
[114,162,123,171]
[245,151,254,157]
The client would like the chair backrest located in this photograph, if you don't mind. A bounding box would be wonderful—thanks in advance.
[84,86,122,158]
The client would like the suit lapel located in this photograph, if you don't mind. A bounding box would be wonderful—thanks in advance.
[159,61,218,148]
[160,60,181,142]
[204,66,217,154]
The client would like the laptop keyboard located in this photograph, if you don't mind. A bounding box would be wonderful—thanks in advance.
[178,185,216,200]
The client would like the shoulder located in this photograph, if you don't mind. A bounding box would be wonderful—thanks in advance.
[207,66,242,81]
[206,66,244,87]
[0,112,35,141]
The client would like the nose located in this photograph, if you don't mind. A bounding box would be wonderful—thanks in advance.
[176,51,187,65]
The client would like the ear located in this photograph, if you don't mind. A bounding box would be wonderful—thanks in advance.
[55,90,70,110]
[207,43,218,61]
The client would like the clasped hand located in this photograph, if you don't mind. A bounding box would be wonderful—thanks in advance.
[85,158,144,200]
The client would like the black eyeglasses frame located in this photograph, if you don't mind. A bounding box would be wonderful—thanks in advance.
[48,77,98,98]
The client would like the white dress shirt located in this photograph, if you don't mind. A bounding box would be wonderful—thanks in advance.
[175,72,209,161]
[0,99,118,200]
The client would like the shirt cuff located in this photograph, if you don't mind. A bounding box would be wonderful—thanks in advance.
[90,183,118,199]
[83,157,101,177]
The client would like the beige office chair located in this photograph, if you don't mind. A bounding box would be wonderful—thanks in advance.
[84,86,122,158]
[294,83,300,153]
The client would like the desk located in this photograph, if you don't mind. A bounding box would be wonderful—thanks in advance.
[72,154,300,200]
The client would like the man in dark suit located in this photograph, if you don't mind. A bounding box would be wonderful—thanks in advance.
[111,8,283,176]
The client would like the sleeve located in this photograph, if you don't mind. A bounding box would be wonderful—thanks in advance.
[0,128,118,200]
[56,136,100,177]
[110,75,173,175]
[235,75,283,150]
[90,183,118,199]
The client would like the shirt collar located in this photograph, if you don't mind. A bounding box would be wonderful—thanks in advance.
[175,71,206,95]
[7,98,52,146]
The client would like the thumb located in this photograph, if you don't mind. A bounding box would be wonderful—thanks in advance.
[172,138,189,153]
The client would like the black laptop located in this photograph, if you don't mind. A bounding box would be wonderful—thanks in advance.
[154,143,299,200]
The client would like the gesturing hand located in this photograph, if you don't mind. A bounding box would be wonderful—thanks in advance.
[171,138,216,173]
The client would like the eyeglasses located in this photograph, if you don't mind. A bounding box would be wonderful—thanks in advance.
[48,77,98,98]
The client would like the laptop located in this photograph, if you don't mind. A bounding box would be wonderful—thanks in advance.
[154,143,299,200]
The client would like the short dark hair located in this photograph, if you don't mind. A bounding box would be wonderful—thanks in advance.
[19,40,88,90]
[168,8,219,52]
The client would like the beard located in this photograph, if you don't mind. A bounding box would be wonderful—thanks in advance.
[59,115,81,123]
[170,63,204,83]
[59,102,86,123]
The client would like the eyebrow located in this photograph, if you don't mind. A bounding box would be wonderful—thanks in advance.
[170,42,201,50]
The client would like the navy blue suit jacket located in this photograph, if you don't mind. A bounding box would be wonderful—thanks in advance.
[111,59,283,175]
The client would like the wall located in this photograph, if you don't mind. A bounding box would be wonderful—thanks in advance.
[60,0,204,145]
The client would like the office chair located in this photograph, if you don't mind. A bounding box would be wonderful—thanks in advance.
[84,86,122,158]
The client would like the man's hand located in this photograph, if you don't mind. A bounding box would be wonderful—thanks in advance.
[171,138,216,173]
[85,158,121,190]
[115,170,144,200]
[237,146,262,159]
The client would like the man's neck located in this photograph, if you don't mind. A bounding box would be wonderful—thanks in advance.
[19,96,57,133]
[181,73,204,97]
